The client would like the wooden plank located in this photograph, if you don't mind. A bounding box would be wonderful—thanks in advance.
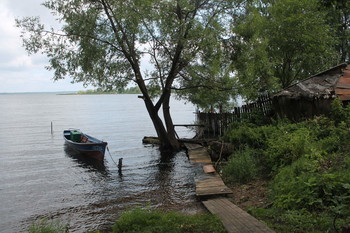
[184,143,203,151]
[203,164,216,173]
[195,174,232,196]
[335,89,350,94]
[187,148,212,164]
[203,198,275,233]
[184,143,233,197]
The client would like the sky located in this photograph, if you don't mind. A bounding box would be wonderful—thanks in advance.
[0,0,91,93]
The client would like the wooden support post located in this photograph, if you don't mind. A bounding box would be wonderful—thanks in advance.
[118,158,123,173]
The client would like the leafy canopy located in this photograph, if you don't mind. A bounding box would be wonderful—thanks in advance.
[16,0,237,102]
[231,0,338,99]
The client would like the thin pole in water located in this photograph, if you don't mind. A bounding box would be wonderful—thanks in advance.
[118,158,123,172]
[51,121,53,134]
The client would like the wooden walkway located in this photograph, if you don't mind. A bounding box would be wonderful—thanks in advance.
[203,198,275,233]
[185,143,275,233]
[185,143,232,197]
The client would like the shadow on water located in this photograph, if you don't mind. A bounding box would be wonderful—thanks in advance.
[64,145,109,175]
[139,149,197,210]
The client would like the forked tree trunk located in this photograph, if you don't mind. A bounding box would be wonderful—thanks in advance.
[142,95,180,153]
[134,61,180,153]
[162,91,180,151]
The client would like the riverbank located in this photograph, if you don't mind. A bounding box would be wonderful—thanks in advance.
[29,208,226,233]
[217,107,350,232]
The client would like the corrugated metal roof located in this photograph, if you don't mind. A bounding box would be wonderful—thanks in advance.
[274,63,349,99]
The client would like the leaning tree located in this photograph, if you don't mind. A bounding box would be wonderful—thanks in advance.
[17,0,235,152]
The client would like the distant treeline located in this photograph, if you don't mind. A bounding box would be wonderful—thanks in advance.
[74,86,141,95]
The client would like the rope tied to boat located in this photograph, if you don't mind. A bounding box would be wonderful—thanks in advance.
[106,146,123,174]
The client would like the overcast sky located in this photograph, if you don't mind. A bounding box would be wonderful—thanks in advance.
[0,0,91,93]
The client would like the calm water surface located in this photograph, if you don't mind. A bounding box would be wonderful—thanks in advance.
[0,94,201,232]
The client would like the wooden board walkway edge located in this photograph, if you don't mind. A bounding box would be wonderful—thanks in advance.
[203,198,275,233]
[184,142,275,233]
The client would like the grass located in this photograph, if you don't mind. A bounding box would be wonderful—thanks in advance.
[29,208,227,233]
[29,219,68,233]
[111,208,227,233]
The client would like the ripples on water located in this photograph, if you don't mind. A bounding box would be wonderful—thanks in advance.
[0,94,201,233]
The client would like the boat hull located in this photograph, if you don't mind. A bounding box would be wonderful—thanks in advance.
[63,130,107,161]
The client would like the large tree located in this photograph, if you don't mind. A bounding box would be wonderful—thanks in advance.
[320,0,350,62]
[176,39,237,112]
[231,0,338,99]
[17,0,235,152]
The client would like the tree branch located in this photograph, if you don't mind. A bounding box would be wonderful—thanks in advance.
[42,30,122,52]
[172,85,236,91]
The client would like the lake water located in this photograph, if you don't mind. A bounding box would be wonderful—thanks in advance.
[0,94,202,232]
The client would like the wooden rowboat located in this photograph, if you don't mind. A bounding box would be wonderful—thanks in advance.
[63,129,107,161]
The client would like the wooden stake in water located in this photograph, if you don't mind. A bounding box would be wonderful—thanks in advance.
[118,158,123,174]
[51,121,53,134]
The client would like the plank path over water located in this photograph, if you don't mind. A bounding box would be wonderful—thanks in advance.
[184,143,275,233]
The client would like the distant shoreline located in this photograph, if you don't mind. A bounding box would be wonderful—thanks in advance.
[0,91,77,95]
[0,90,141,95]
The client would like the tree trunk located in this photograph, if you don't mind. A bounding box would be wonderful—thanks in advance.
[142,95,180,153]
[134,63,180,153]
[162,90,181,151]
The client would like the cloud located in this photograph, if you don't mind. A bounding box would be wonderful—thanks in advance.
[0,0,88,93]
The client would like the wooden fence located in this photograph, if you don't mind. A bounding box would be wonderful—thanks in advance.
[196,94,273,137]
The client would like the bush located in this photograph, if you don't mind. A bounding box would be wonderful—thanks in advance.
[29,220,68,233]
[111,208,227,233]
[222,148,258,184]
[250,207,350,233]
[271,159,350,212]
[223,122,280,150]
[263,126,315,174]
[222,113,350,231]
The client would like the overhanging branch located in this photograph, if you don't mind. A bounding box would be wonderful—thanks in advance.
[172,85,236,91]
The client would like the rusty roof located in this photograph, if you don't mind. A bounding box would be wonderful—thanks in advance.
[335,65,350,100]
[274,63,349,99]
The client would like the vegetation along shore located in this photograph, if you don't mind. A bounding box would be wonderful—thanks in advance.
[15,0,350,231]
[29,99,350,232]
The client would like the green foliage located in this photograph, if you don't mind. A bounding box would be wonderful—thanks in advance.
[331,97,350,125]
[251,207,350,233]
[29,220,68,233]
[320,0,350,62]
[272,166,350,210]
[176,43,237,112]
[231,0,338,99]
[263,126,315,174]
[16,0,238,150]
[16,0,236,107]
[222,111,350,231]
[222,148,258,184]
[223,122,268,149]
[111,208,227,233]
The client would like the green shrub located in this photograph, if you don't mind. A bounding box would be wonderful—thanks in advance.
[223,122,263,148]
[263,126,316,174]
[222,113,350,231]
[29,220,68,233]
[222,148,258,184]
[223,122,279,150]
[272,160,350,212]
[250,207,349,233]
[111,208,227,233]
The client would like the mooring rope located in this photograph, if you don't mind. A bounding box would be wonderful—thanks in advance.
[106,146,123,173]
[106,146,118,167]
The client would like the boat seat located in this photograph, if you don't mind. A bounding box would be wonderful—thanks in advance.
[81,135,89,143]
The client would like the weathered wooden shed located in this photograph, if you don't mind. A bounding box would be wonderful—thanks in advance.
[272,63,350,120]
